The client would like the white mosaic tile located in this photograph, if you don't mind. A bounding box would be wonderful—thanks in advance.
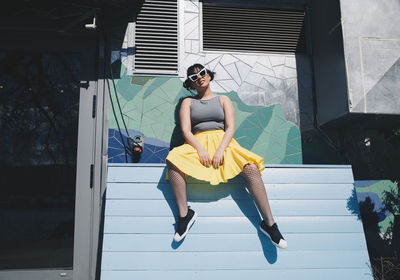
[224,63,242,85]
[184,53,204,68]
[218,79,240,91]
[191,40,200,53]
[205,53,223,64]
[235,60,252,81]
[216,81,232,92]
[184,0,199,13]
[185,39,192,53]
[270,56,286,66]
[210,81,226,92]
[260,78,277,92]
[285,78,298,91]
[252,63,276,77]
[285,56,297,68]
[189,0,199,7]
[184,18,199,40]
[185,26,200,40]
[257,56,273,69]
[219,54,239,66]
[245,71,264,87]
[273,65,296,79]
[206,55,223,71]
[237,83,266,106]
[184,10,198,24]
[267,76,284,90]
[233,54,259,68]
[214,63,232,80]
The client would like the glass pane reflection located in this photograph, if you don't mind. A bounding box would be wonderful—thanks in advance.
[0,52,80,269]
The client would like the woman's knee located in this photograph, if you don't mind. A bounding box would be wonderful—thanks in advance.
[242,163,259,174]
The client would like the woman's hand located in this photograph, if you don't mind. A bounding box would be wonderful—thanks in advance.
[212,149,224,168]
[197,147,212,167]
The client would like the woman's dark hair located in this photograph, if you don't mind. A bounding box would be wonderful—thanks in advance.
[183,63,215,92]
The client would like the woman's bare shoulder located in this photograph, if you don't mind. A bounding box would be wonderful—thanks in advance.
[219,95,232,105]
[181,97,192,106]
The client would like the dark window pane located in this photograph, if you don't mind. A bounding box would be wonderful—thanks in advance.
[0,52,80,269]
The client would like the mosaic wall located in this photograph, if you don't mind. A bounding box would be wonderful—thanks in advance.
[354,180,398,236]
[108,0,310,163]
[182,0,314,131]
[108,64,301,163]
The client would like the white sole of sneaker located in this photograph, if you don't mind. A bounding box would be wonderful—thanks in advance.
[173,212,198,242]
[259,225,288,249]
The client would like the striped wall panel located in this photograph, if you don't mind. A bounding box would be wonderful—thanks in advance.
[101,164,373,280]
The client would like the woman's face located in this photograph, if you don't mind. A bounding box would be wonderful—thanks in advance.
[191,67,211,90]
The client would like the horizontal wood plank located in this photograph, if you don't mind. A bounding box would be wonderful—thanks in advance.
[106,182,355,200]
[107,166,354,184]
[101,251,370,270]
[103,216,364,234]
[104,199,354,216]
[102,233,367,252]
[101,268,373,280]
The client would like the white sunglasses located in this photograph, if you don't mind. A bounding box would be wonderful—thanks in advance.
[188,67,207,82]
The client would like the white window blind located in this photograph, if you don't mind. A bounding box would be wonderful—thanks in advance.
[134,0,178,74]
[203,4,306,54]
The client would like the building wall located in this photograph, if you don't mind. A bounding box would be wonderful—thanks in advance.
[108,0,312,164]
[340,0,400,114]
[308,0,349,125]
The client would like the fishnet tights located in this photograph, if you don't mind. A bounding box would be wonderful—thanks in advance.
[240,164,275,226]
[168,161,275,225]
[167,161,189,218]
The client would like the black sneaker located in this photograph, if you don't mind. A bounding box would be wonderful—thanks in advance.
[174,207,197,242]
[260,221,288,249]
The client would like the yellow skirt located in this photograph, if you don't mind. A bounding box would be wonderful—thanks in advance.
[165,130,265,185]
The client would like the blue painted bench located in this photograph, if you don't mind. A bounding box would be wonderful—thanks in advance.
[101,164,373,280]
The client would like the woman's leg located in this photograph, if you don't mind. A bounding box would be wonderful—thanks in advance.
[240,163,275,226]
[240,163,287,248]
[167,161,197,242]
[167,161,188,217]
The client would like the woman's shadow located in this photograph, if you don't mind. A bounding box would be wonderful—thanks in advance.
[156,173,278,263]
[157,97,278,263]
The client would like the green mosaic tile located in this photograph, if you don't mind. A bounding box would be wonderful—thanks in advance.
[281,152,302,164]
[287,125,302,148]
[378,214,394,234]
[142,90,169,113]
[131,76,154,86]
[284,141,301,156]
[160,78,184,98]
[115,74,139,101]
[143,77,170,99]
[356,180,398,197]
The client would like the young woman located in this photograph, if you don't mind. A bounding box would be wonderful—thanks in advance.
[165,63,287,249]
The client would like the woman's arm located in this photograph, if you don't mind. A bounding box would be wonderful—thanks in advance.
[212,95,235,168]
[180,98,212,167]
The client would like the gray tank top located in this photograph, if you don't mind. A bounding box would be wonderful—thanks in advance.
[190,96,225,134]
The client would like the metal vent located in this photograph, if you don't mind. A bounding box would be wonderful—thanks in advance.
[203,5,306,54]
[134,0,178,74]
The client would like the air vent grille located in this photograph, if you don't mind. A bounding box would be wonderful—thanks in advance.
[134,0,178,74]
[203,5,306,54]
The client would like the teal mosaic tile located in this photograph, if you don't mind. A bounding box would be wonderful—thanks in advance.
[131,76,154,86]
[116,74,142,101]
[143,77,170,99]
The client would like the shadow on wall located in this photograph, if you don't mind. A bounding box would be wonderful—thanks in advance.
[108,62,302,164]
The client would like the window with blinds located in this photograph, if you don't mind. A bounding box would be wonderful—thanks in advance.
[134,0,178,75]
[202,4,306,54]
